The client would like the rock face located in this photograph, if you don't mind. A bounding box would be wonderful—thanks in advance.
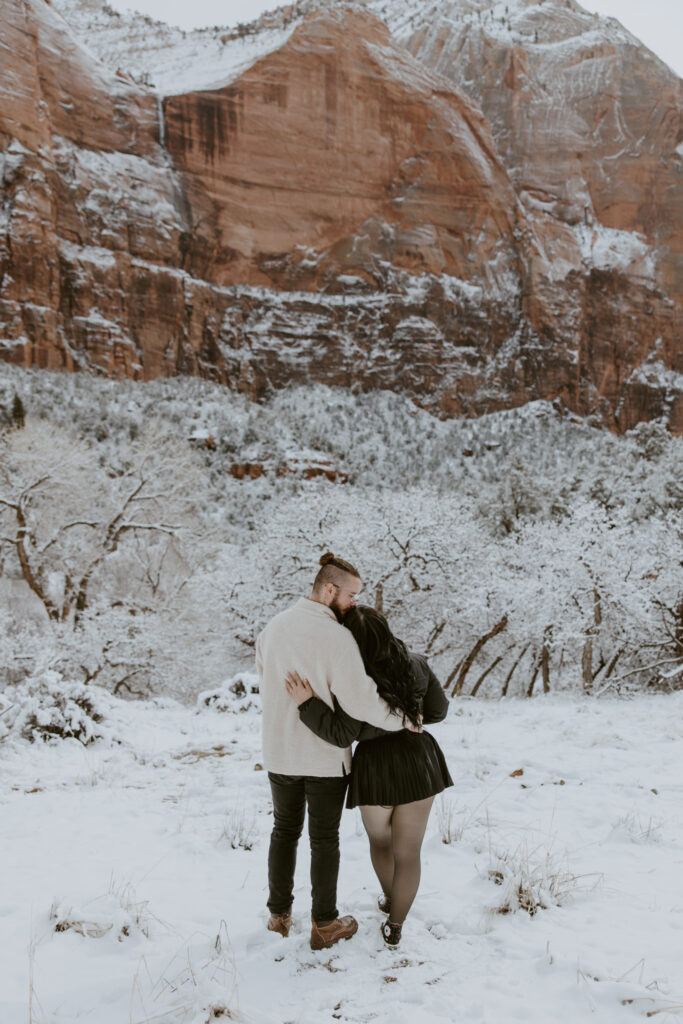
[390,0,683,429]
[0,0,170,377]
[0,0,681,432]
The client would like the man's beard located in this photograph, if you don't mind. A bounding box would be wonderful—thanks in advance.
[329,598,346,623]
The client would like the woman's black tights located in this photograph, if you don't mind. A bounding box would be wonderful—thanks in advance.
[360,796,435,924]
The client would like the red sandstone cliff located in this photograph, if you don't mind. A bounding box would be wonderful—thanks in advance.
[0,0,681,431]
[392,0,683,429]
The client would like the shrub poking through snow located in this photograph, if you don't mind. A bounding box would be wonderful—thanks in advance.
[197,673,260,714]
[129,922,236,1023]
[436,795,464,844]
[0,694,13,742]
[486,842,579,916]
[49,880,158,941]
[610,812,664,844]
[220,805,257,850]
[3,672,111,745]
[436,791,492,844]
[206,1005,233,1019]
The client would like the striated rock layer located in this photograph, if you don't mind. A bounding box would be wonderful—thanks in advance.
[388,0,683,430]
[0,0,681,432]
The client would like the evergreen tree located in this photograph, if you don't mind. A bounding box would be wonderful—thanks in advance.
[11,392,25,429]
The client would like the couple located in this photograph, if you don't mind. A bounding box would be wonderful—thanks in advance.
[255,552,452,950]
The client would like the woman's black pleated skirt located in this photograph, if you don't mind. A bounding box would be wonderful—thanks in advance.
[346,730,453,808]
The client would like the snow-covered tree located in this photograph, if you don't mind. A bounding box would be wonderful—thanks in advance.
[1,364,681,700]
[0,419,220,695]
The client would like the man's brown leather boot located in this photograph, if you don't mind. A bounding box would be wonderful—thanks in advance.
[267,911,292,937]
[310,915,358,950]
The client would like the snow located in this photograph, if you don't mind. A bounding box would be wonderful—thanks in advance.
[575,223,656,277]
[1,362,681,706]
[58,239,118,271]
[439,272,483,302]
[52,0,300,95]
[628,359,683,394]
[0,139,32,173]
[392,315,444,342]
[47,0,640,102]
[50,137,183,242]
[2,683,683,1022]
[157,26,299,96]
[366,0,633,53]
[47,0,676,112]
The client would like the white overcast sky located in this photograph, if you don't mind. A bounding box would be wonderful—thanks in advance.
[107,0,683,78]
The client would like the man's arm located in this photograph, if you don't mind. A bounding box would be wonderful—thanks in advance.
[331,632,404,732]
[255,630,264,679]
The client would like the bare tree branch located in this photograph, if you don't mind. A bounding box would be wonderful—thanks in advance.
[424,620,446,656]
[450,615,508,696]
[470,655,503,697]
[13,500,60,620]
[39,520,101,555]
[610,656,683,683]
[501,642,530,697]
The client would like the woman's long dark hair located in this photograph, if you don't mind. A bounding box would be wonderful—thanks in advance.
[344,606,421,726]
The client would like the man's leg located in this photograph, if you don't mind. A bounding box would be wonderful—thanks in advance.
[267,773,305,916]
[305,775,348,923]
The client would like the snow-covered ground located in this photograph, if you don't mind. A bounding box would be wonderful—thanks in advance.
[2,681,683,1023]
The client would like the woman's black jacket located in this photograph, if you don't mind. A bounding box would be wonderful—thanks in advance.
[297,651,449,748]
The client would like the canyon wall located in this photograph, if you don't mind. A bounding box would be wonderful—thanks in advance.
[0,0,681,430]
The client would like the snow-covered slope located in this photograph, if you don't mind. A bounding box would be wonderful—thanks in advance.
[2,682,683,1022]
[53,0,301,93]
[367,0,647,59]
[52,0,666,96]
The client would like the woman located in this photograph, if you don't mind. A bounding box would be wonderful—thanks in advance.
[285,605,452,947]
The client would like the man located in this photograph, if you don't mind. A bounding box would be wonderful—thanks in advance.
[256,552,404,950]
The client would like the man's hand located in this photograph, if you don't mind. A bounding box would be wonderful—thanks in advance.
[285,670,315,706]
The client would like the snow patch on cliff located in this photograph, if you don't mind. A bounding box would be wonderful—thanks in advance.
[51,137,183,245]
[0,140,31,179]
[52,0,299,95]
[58,240,118,271]
[392,315,445,343]
[159,26,299,95]
[629,359,683,394]
[576,224,656,278]
[368,0,634,50]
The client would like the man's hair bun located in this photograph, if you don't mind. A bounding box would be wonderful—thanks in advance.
[313,552,361,588]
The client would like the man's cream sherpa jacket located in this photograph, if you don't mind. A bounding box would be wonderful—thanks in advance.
[256,598,403,776]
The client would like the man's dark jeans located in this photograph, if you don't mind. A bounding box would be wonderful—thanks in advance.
[267,772,348,923]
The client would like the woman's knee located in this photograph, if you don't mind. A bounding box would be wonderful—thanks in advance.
[392,848,422,869]
[368,832,393,852]
[392,835,425,861]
